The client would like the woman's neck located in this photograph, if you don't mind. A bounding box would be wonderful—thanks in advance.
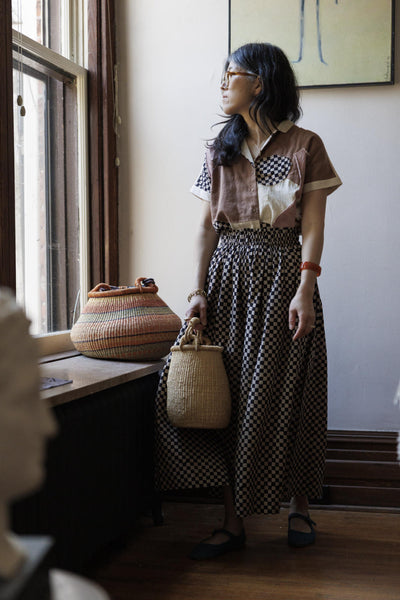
[243,115,275,149]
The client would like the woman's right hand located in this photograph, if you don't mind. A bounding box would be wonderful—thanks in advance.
[185,296,208,330]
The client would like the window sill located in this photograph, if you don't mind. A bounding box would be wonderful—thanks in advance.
[40,350,80,364]
[35,330,75,358]
[40,354,164,407]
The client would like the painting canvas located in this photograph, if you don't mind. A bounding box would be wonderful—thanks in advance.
[229,0,394,87]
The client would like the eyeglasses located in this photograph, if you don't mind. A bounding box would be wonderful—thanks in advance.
[220,70,258,88]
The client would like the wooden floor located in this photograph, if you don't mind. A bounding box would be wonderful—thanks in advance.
[89,502,400,600]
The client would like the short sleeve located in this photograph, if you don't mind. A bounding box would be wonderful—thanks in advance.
[303,134,342,195]
[190,155,211,201]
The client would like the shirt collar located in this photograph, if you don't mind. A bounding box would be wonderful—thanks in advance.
[276,119,294,133]
[241,120,294,162]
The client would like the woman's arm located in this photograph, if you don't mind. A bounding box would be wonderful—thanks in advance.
[185,201,219,328]
[289,189,327,341]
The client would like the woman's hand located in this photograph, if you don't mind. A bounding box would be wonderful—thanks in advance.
[185,295,208,330]
[289,188,327,341]
[288,290,315,341]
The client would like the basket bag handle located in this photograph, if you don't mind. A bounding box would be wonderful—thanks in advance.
[180,317,211,351]
[88,278,158,297]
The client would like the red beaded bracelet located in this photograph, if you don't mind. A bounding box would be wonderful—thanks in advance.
[300,261,321,277]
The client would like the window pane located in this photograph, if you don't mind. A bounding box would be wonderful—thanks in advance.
[13,66,80,335]
[12,0,64,57]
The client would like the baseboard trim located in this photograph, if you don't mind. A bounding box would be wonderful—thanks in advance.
[323,429,399,509]
[327,429,398,450]
[163,430,400,510]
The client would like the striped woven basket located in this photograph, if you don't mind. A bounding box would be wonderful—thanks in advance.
[167,317,231,429]
[70,278,182,361]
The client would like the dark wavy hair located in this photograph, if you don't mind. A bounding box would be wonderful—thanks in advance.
[211,43,301,166]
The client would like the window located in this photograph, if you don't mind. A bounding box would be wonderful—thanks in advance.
[0,0,118,346]
[12,0,88,334]
[12,0,87,61]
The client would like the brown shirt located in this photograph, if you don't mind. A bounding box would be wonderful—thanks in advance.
[191,120,342,229]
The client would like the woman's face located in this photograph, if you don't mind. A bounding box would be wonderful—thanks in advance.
[220,61,260,117]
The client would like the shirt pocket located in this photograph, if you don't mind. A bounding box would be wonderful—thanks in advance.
[255,155,292,186]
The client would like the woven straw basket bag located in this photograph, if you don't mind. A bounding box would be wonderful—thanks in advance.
[167,317,231,429]
[70,278,182,361]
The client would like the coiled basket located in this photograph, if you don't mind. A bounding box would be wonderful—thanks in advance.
[70,278,182,361]
[167,317,231,429]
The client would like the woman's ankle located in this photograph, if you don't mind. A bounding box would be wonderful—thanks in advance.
[223,485,243,534]
[290,495,309,515]
[223,517,243,536]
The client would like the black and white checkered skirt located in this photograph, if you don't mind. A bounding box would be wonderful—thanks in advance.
[155,222,327,516]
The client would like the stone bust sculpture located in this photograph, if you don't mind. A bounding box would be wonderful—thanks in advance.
[0,289,57,579]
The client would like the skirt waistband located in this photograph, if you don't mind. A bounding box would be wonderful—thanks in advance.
[218,223,300,248]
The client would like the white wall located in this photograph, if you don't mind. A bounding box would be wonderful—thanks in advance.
[116,0,400,432]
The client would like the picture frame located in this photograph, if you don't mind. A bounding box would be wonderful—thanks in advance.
[229,0,395,88]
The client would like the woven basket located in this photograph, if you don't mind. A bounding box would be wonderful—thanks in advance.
[70,278,182,361]
[167,317,231,429]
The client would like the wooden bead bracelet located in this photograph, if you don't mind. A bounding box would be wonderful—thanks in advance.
[187,289,207,303]
[300,261,321,277]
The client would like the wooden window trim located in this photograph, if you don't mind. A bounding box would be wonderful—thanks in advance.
[0,0,118,292]
[88,0,119,287]
[0,1,16,290]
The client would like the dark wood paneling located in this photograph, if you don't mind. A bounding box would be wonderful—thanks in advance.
[12,374,160,570]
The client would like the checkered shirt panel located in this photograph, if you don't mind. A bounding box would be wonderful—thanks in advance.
[193,158,211,193]
[255,155,292,186]
[154,222,328,517]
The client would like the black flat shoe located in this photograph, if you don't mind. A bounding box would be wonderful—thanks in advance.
[189,528,246,560]
[288,512,316,548]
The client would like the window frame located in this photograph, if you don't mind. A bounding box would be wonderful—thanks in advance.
[0,1,16,292]
[12,31,90,333]
[0,0,118,351]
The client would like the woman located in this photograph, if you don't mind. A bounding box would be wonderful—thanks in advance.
[155,42,341,559]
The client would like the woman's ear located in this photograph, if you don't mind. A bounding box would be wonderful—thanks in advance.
[253,76,263,96]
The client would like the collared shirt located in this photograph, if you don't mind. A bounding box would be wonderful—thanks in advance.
[190,120,342,229]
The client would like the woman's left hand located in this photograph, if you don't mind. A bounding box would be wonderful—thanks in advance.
[288,291,315,341]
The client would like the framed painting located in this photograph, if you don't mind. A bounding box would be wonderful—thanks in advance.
[229,0,395,88]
